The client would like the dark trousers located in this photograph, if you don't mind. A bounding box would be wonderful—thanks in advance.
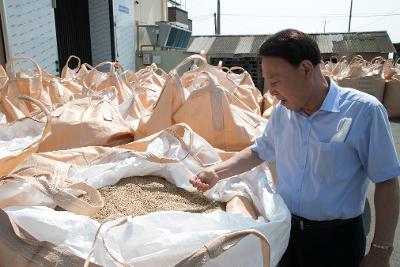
[279,215,366,267]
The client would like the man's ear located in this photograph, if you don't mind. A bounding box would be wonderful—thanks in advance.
[299,60,314,80]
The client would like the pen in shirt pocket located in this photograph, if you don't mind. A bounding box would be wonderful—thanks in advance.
[330,117,352,143]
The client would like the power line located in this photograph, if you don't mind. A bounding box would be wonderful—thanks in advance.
[191,14,214,20]
[352,7,400,31]
[191,11,400,20]
[219,13,400,18]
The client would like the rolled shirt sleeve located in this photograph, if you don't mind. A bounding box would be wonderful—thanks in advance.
[251,107,277,162]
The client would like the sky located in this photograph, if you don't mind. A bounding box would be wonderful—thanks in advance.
[184,0,400,43]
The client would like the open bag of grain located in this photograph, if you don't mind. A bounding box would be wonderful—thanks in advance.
[0,124,290,267]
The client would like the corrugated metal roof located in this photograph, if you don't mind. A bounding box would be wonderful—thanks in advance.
[234,36,255,54]
[186,36,216,53]
[187,31,396,55]
[251,35,269,55]
[208,35,241,54]
[311,32,395,53]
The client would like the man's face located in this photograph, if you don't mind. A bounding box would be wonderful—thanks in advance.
[261,56,313,111]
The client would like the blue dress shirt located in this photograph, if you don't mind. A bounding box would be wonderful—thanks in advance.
[251,78,400,220]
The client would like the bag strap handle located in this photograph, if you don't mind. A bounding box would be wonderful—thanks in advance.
[18,95,50,116]
[370,56,386,65]
[65,55,82,71]
[122,124,209,166]
[116,138,191,164]
[227,66,246,74]
[348,55,365,65]
[114,62,125,74]
[221,66,230,72]
[165,125,194,160]
[92,61,115,72]
[134,125,194,164]
[81,63,94,71]
[61,181,105,215]
[90,61,125,74]
[102,216,133,267]
[84,215,133,267]
[225,66,253,94]
[5,57,42,80]
[337,56,348,64]
[35,176,104,216]
[173,55,208,74]
[83,62,126,96]
[330,56,348,73]
[174,229,271,267]
[8,173,104,216]
[226,66,249,87]
[166,124,225,167]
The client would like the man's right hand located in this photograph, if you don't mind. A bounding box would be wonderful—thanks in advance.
[190,168,220,192]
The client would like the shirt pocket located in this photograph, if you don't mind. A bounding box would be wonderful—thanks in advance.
[314,141,349,183]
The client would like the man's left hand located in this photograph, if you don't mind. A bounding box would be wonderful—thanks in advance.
[359,247,391,267]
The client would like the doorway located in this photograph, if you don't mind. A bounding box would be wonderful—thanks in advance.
[54,0,93,70]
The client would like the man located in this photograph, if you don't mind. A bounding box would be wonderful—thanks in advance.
[190,29,399,267]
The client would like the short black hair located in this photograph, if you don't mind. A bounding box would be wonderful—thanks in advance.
[259,29,321,66]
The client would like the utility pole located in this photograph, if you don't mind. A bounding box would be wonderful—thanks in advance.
[348,0,353,32]
[324,17,327,33]
[217,0,221,35]
[214,13,217,34]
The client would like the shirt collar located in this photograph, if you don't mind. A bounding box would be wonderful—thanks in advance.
[319,77,340,113]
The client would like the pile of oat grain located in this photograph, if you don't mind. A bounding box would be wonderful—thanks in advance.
[82,176,225,222]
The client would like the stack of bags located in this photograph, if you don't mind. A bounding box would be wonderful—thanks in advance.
[321,55,400,118]
[382,59,400,118]
[321,55,386,102]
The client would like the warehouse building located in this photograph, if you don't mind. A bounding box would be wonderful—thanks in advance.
[187,31,396,92]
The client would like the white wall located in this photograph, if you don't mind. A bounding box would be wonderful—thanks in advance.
[0,0,59,74]
[135,0,167,54]
[134,0,165,25]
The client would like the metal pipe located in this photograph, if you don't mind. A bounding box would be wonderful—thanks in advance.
[161,0,168,21]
